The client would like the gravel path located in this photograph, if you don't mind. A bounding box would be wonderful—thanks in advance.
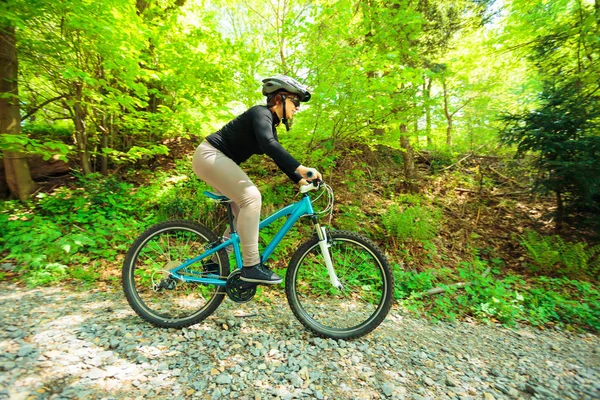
[0,282,598,400]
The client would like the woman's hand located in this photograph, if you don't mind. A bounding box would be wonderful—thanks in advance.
[296,165,322,181]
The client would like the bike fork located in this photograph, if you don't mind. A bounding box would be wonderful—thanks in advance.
[313,219,342,289]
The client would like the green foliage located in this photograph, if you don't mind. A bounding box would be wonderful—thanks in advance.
[146,160,216,224]
[382,203,441,242]
[69,266,101,284]
[500,0,600,212]
[336,204,367,231]
[518,230,600,279]
[0,173,156,286]
[396,254,599,331]
[525,277,600,331]
[24,263,68,287]
[501,80,600,209]
[0,134,71,161]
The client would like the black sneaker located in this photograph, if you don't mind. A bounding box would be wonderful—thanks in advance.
[240,263,282,285]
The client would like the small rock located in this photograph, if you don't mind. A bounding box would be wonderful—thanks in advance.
[289,372,303,388]
[495,383,510,395]
[445,374,459,387]
[215,374,231,385]
[0,362,16,372]
[17,345,36,358]
[382,381,394,397]
[88,368,105,380]
[0,263,14,271]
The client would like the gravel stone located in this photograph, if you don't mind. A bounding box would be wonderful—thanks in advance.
[382,381,395,396]
[0,282,598,400]
[215,374,232,385]
[17,345,36,357]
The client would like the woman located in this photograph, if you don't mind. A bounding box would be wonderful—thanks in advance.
[192,75,322,285]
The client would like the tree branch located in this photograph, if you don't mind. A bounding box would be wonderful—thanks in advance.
[450,97,473,118]
[21,95,65,121]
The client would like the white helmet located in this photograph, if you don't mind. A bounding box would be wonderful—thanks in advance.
[262,75,311,102]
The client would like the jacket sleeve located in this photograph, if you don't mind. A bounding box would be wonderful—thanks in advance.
[252,108,302,183]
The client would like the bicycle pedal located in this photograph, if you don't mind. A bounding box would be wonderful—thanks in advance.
[238,281,258,290]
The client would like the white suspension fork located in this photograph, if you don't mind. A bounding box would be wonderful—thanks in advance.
[316,224,342,289]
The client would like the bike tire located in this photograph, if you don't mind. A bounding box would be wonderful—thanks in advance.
[285,230,393,340]
[122,220,229,328]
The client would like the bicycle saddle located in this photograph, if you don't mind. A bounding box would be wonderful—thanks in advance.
[203,191,231,203]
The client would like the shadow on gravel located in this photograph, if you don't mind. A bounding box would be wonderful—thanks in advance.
[2,285,348,399]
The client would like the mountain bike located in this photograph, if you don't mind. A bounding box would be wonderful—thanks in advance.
[122,179,394,340]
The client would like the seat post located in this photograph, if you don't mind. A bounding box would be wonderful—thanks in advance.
[224,202,236,234]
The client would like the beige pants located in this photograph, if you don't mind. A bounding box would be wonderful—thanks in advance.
[192,141,261,266]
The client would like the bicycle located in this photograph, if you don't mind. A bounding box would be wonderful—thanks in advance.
[122,179,394,340]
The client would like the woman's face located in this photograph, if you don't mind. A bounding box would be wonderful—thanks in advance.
[275,95,300,121]
[271,94,301,123]
[285,96,301,120]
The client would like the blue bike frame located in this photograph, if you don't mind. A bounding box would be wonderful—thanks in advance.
[168,194,316,287]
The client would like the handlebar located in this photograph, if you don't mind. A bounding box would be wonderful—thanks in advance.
[300,178,322,194]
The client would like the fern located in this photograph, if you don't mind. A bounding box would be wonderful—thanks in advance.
[382,204,441,242]
[519,230,599,279]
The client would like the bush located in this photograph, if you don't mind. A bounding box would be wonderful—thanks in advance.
[519,230,600,279]
[0,173,155,286]
[395,254,599,331]
[382,203,441,242]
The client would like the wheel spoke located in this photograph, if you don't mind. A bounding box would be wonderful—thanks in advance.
[123,221,229,328]
[286,231,393,339]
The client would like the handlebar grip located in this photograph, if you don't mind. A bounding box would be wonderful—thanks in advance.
[306,168,318,179]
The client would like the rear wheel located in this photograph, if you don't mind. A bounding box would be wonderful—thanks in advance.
[285,230,393,339]
[122,220,229,328]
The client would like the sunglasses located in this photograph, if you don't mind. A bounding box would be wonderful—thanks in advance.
[287,97,301,108]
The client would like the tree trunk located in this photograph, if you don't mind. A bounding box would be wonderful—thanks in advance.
[0,25,37,200]
[442,78,453,151]
[400,124,418,193]
[555,189,564,233]
[424,77,432,147]
[100,115,108,176]
[73,82,92,175]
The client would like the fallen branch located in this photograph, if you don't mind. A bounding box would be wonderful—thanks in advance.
[441,144,487,171]
[455,188,530,197]
[491,190,530,197]
[488,166,524,187]
[421,267,492,296]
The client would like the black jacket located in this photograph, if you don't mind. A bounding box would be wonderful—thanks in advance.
[206,105,302,182]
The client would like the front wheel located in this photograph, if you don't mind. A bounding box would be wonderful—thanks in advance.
[122,220,230,328]
[285,230,394,340]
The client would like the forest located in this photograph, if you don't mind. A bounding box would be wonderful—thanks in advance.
[1,0,599,331]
